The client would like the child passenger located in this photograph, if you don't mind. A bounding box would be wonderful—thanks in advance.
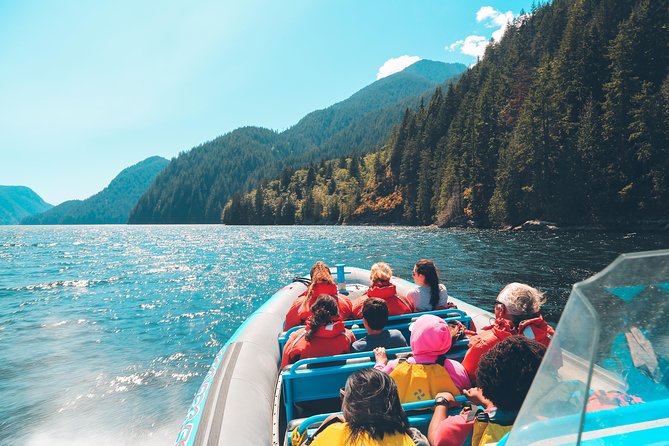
[352,262,415,318]
[428,336,546,446]
[351,298,408,352]
[373,314,470,403]
[281,294,355,369]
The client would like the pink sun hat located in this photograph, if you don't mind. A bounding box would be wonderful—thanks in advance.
[409,314,453,363]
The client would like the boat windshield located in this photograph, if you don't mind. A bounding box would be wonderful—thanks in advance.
[507,249,669,445]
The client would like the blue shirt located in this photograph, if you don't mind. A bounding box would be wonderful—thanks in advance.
[351,329,408,352]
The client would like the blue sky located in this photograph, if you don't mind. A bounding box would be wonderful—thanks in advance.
[0,1,535,205]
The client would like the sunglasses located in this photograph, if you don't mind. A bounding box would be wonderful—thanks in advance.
[412,270,419,276]
[495,300,505,307]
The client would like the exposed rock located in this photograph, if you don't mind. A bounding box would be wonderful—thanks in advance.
[514,220,559,231]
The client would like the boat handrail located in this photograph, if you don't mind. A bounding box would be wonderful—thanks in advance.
[289,396,470,443]
[278,309,471,353]
[284,338,470,374]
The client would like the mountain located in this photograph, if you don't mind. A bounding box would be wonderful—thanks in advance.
[22,156,169,224]
[128,60,467,224]
[222,0,669,229]
[0,186,52,224]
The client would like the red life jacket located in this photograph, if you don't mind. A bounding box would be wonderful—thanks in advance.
[283,282,353,330]
[352,281,415,318]
[462,316,554,380]
[517,315,554,347]
[461,318,516,380]
[280,318,355,368]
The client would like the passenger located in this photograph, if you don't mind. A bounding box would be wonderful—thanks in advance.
[351,298,408,352]
[407,259,451,312]
[461,283,554,382]
[352,262,415,318]
[284,261,353,330]
[428,336,546,446]
[280,294,355,369]
[373,314,471,403]
[292,368,428,445]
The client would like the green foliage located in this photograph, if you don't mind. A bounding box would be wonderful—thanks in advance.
[22,157,168,224]
[230,0,669,228]
[0,186,52,225]
[130,62,467,223]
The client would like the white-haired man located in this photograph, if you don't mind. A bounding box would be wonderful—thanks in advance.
[461,283,554,383]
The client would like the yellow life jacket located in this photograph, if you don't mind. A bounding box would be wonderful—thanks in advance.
[294,421,415,446]
[471,410,514,446]
[389,360,461,403]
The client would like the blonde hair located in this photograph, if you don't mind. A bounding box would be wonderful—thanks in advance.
[497,283,546,317]
[301,261,335,312]
[370,262,393,283]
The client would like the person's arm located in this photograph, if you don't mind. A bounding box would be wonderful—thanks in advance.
[427,392,457,445]
[463,387,494,409]
[373,347,388,369]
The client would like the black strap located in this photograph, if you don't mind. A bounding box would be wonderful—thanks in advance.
[293,277,312,286]
[304,416,344,445]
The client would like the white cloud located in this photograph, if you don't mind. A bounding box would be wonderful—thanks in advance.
[447,6,515,61]
[376,55,422,80]
[449,35,489,59]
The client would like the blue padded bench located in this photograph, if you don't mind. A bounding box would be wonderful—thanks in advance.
[281,339,470,423]
[278,308,472,354]
[286,397,469,445]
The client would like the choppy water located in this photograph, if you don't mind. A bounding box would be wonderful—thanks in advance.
[1,225,667,445]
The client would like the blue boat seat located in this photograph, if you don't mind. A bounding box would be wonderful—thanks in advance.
[286,397,469,445]
[281,339,470,423]
[278,309,471,354]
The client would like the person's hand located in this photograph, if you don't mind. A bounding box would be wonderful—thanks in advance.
[373,347,388,365]
[435,391,458,409]
[463,387,492,408]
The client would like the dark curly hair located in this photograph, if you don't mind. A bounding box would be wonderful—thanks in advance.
[305,294,339,341]
[476,336,546,411]
[342,368,412,442]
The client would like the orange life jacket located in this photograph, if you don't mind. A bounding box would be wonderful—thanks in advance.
[283,282,353,330]
[389,359,461,404]
[280,319,355,368]
[352,282,415,318]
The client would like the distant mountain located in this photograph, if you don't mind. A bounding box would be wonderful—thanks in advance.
[223,0,669,229]
[128,61,467,224]
[0,186,52,224]
[22,156,169,224]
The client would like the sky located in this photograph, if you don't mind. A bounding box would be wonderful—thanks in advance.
[0,0,535,205]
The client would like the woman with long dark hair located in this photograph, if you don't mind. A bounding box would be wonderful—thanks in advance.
[280,294,355,368]
[296,368,426,445]
[407,259,450,311]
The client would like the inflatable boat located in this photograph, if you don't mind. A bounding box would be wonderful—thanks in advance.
[176,250,669,445]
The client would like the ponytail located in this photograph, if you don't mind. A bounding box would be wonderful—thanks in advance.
[306,294,339,340]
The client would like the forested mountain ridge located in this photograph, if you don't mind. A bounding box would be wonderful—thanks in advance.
[223,0,669,228]
[0,186,52,225]
[128,61,466,224]
[22,156,168,224]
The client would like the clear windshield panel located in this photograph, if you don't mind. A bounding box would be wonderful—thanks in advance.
[508,250,669,446]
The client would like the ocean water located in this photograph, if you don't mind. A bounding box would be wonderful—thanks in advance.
[1,225,667,445]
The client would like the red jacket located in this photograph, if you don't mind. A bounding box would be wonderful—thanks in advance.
[461,316,554,380]
[352,282,415,318]
[280,319,355,368]
[283,282,353,330]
